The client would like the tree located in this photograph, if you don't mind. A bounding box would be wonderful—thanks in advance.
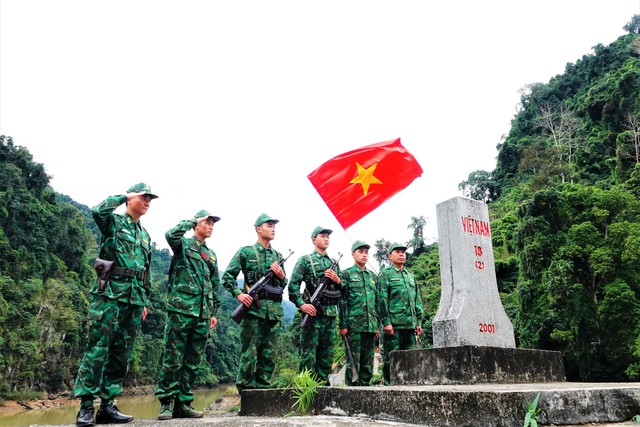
[623,14,640,34]
[373,239,390,268]
[616,111,640,166]
[458,170,496,202]
[406,216,427,256]
[536,103,581,184]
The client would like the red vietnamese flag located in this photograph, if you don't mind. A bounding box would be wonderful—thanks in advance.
[308,138,423,229]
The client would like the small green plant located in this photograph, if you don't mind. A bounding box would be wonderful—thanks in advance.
[272,368,298,389]
[226,405,240,413]
[631,414,640,422]
[284,369,322,415]
[523,392,541,427]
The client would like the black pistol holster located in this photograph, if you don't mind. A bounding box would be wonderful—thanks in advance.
[93,258,114,293]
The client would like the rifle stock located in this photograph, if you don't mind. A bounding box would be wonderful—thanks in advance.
[231,250,293,324]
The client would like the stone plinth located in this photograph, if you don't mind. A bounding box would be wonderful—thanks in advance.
[390,346,565,385]
[433,196,515,348]
[241,383,640,426]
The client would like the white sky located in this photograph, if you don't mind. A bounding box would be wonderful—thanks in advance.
[1,1,639,273]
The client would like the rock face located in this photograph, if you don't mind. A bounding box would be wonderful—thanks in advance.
[432,196,515,348]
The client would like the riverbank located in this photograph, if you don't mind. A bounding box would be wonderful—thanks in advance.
[0,384,237,417]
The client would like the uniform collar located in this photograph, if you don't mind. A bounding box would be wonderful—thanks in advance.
[124,212,141,227]
[191,236,207,248]
[312,250,329,258]
[254,241,271,251]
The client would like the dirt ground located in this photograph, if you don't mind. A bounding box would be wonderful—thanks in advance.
[0,395,74,414]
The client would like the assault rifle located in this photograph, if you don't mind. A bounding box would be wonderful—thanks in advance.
[342,335,359,383]
[231,250,294,324]
[301,253,343,330]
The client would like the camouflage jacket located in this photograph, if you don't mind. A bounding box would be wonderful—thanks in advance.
[91,194,152,306]
[378,265,423,329]
[288,251,342,317]
[165,219,220,319]
[338,264,378,332]
[221,243,286,320]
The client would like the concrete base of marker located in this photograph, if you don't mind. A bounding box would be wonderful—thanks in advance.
[390,346,566,385]
[240,383,640,426]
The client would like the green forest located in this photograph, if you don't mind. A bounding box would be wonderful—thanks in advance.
[2,15,640,399]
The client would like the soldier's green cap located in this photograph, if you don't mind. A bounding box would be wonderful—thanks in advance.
[254,213,279,227]
[127,182,158,199]
[388,242,408,254]
[311,226,333,238]
[195,210,221,223]
[351,240,370,252]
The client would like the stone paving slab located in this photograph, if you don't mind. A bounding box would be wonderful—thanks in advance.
[29,414,424,427]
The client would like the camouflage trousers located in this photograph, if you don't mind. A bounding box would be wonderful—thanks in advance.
[237,314,280,392]
[154,311,209,403]
[382,328,416,385]
[300,314,336,385]
[343,331,376,386]
[74,297,143,404]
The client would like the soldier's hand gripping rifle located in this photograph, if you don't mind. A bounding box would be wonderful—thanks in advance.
[231,250,294,324]
[301,253,343,330]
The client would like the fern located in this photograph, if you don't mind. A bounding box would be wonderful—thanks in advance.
[284,369,322,415]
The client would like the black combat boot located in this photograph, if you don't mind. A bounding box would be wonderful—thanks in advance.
[95,403,133,424]
[76,405,95,427]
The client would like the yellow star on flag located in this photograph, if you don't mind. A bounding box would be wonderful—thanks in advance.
[350,162,383,196]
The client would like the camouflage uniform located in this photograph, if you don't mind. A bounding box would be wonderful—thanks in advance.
[378,264,423,385]
[222,243,285,392]
[74,191,154,407]
[155,214,220,405]
[288,251,342,385]
[339,263,378,386]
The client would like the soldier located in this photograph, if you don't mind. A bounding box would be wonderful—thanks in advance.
[155,210,221,420]
[74,183,157,427]
[221,214,286,392]
[338,240,379,386]
[378,242,423,385]
[288,226,342,385]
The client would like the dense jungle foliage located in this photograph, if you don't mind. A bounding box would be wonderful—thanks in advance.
[2,16,640,397]
[459,16,640,381]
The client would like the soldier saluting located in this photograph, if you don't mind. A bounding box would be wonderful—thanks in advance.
[155,210,221,420]
[74,183,157,427]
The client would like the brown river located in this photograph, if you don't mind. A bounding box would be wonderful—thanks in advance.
[0,386,230,427]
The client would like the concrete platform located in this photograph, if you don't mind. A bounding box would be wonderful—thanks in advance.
[391,346,566,385]
[241,382,640,426]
